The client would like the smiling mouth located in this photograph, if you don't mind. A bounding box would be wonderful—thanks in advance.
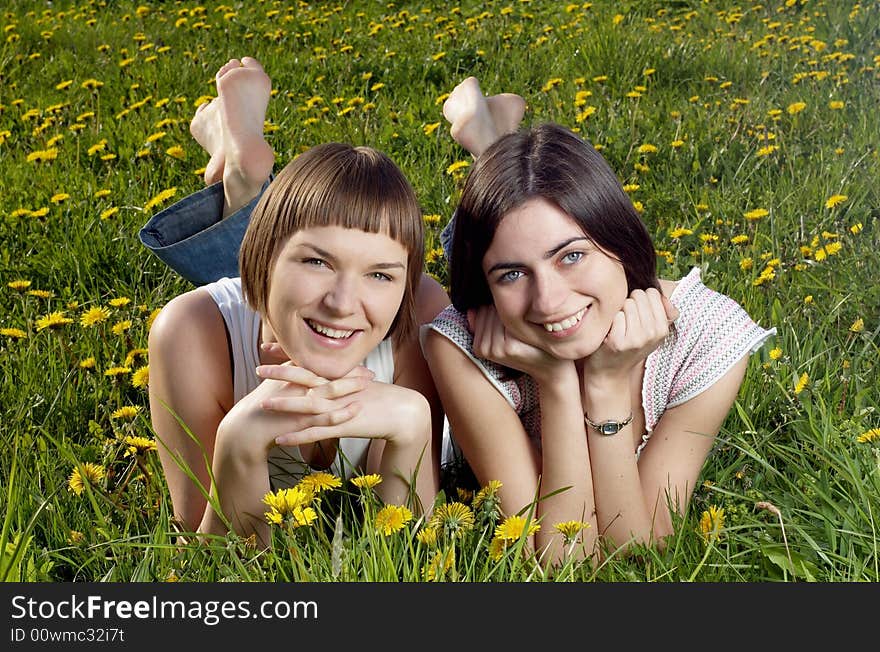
[306,319,357,339]
[542,307,588,332]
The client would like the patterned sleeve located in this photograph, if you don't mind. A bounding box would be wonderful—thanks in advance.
[421,306,544,442]
[643,268,776,429]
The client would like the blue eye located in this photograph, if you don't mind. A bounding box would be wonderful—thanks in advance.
[561,251,584,265]
[499,270,524,283]
[303,258,328,267]
[369,272,393,282]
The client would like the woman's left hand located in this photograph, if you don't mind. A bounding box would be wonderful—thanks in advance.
[469,305,576,385]
[584,288,679,382]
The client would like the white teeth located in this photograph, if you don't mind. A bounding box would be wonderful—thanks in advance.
[308,320,354,339]
[543,307,587,332]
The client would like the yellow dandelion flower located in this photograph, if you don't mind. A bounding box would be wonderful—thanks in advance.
[669,227,693,239]
[262,486,317,527]
[494,514,540,542]
[850,223,863,234]
[100,207,119,220]
[27,289,52,299]
[124,348,148,367]
[622,184,640,193]
[123,435,157,456]
[299,471,342,493]
[488,536,508,561]
[731,235,749,245]
[699,505,725,542]
[8,280,32,291]
[80,306,110,327]
[445,160,470,175]
[131,365,149,388]
[637,143,658,154]
[50,193,70,204]
[104,366,131,377]
[87,140,107,156]
[374,505,412,536]
[804,295,813,305]
[81,79,104,91]
[108,297,131,308]
[787,102,807,115]
[757,145,779,157]
[744,208,769,221]
[111,405,141,420]
[769,347,783,360]
[79,357,96,369]
[540,77,563,93]
[26,148,58,163]
[93,189,111,199]
[824,194,847,209]
[68,462,105,495]
[30,207,50,218]
[1,327,27,339]
[794,372,809,395]
[111,320,131,336]
[856,429,880,443]
[351,473,382,489]
[473,479,503,513]
[416,527,439,548]
[575,106,597,122]
[423,122,441,136]
[849,318,864,333]
[165,145,186,160]
[553,520,590,543]
[828,100,844,110]
[428,502,475,539]
[36,311,73,331]
[423,548,455,582]
[671,139,685,148]
[422,214,441,225]
[67,530,85,545]
[144,187,178,212]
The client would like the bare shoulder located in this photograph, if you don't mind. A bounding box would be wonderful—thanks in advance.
[415,273,450,324]
[148,288,233,408]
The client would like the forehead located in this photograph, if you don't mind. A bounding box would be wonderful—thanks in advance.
[484,198,585,261]
[280,224,408,263]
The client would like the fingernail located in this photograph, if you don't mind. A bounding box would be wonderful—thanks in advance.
[255,366,263,377]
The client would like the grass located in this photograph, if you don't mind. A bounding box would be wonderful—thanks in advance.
[0,0,878,582]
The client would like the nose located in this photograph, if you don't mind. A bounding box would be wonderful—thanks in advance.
[530,269,567,317]
[322,275,358,316]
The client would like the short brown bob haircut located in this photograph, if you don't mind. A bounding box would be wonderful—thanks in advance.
[450,122,659,313]
[240,142,424,345]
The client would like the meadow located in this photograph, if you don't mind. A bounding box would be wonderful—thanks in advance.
[0,0,878,582]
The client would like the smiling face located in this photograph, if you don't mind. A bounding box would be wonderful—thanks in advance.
[265,225,408,380]
[482,197,628,360]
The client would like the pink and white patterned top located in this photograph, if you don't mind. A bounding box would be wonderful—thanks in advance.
[424,267,775,458]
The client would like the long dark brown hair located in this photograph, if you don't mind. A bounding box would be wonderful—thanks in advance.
[450,123,659,313]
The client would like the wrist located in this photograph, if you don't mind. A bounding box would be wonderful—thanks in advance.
[386,388,432,447]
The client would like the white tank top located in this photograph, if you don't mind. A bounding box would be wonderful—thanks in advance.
[203,277,395,486]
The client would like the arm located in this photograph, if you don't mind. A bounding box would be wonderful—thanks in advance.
[422,328,599,565]
[147,290,235,534]
[591,356,749,547]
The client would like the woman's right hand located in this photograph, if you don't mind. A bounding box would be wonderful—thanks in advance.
[215,363,373,463]
[469,305,575,385]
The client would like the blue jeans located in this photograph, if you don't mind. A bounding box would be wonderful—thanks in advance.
[138,182,264,286]
[139,180,457,286]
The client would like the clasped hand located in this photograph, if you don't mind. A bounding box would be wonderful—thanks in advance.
[468,287,679,384]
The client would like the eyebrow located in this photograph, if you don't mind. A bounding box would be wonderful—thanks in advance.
[486,237,591,274]
[299,243,406,270]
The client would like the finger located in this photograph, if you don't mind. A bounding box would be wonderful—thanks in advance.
[255,364,328,387]
[259,341,290,364]
[645,288,670,336]
[260,394,334,414]
[342,365,375,380]
[605,309,627,349]
[274,402,362,446]
[661,293,680,323]
[621,296,642,340]
[308,375,370,400]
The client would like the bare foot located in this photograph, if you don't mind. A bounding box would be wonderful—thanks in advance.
[443,77,525,158]
[189,59,242,186]
[215,56,275,217]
